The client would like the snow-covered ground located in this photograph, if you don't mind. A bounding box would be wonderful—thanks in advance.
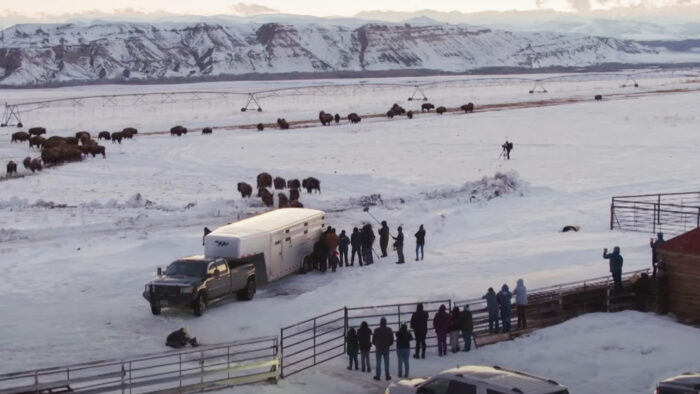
[1,75,699,392]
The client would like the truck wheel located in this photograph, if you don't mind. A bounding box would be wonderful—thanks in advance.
[150,303,161,315]
[238,278,256,301]
[194,293,206,316]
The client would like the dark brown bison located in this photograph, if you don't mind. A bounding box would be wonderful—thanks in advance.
[259,188,273,207]
[98,131,111,140]
[64,137,79,145]
[29,158,42,172]
[29,135,45,149]
[460,103,474,113]
[287,178,301,189]
[23,156,31,169]
[6,160,17,176]
[122,127,138,136]
[111,132,123,144]
[348,113,361,124]
[391,104,406,115]
[170,126,187,136]
[75,131,90,140]
[257,172,273,189]
[421,103,435,112]
[436,106,447,115]
[334,114,340,124]
[86,145,106,158]
[11,131,29,143]
[237,182,253,198]
[277,193,289,208]
[273,176,286,190]
[28,127,46,136]
[319,111,333,126]
[289,200,304,208]
[289,188,300,202]
[595,94,603,101]
[41,136,67,150]
[202,127,213,135]
[386,110,394,119]
[277,118,289,130]
[302,177,321,193]
[41,148,63,166]
[257,123,264,131]
[407,111,413,119]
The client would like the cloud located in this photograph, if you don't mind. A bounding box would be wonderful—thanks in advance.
[535,0,700,11]
[231,3,278,16]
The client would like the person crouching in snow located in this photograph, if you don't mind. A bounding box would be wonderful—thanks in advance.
[166,327,198,348]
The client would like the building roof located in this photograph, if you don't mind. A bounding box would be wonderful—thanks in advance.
[657,227,700,256]
[209,208,324,238]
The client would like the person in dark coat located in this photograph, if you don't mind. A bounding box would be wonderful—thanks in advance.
[650,233,664,276]
[166,327,198,348]
[315,237,329,272]
[497,284,512,332]
[346,327,359,370]
[414,225,425,261]
[339,230,350,266]
[395,324,413,378]
[410,303,429,359]
[361,224,375,265]
[461,305,473,352]
[449,306,463,353]
[350,227,362,266]
[378,221,390,257]
[372,317,394,381]
[603,246,624,292]
[357,321,372,372]
[392,226,405,264]
[483,287,499,333]
[432,304,450,356]
[202,227,211,246]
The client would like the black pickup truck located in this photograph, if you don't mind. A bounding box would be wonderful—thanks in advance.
[143,255,256,316]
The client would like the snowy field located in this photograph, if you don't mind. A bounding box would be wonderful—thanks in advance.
[1,74,700,393]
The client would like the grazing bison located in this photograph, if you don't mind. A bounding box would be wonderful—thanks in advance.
[41,136,69,150]
[594,94,603,101]
[319,111,333,126]
[348,113,361,124]
[28,127,46,136]
[436,106,447,115]
[421,103,435,112]
[29,158,42,173]
[287,178,301,189]
[170,125,187,136]
[391,104,406,116]
[257,172,273,189]
[460,103,474,113]
[202,127,213,135]
[122,127,138,136]
[237,182,253,198]
[23,157,32,169]
[407,110,413,119]
[277,118,290,130]
[29,135,45,149]
[98,131,111,140]
[277,193,289,208]
[386,110,395,119]
[258,188,273,207]
[87,145,106,158]
[6,160,17,176]
[111,132,123,144]
[75,131,90,141]
[41,148,62,166]
[256,123,264,131]
[302,177,321,194]
[289,188,300,202]
[273,176,286,190]
[289,200,304,208]
[334,114,340,124]
[11,131,29,143]
[64,137,79,145]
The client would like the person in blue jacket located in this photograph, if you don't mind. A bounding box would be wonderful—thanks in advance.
[603,246,624,292]
[497,284,512,332]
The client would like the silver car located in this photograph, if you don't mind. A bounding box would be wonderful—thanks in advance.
[385,365,569,394]
[655,372,700,394]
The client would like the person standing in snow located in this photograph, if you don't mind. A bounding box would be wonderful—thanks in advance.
[498,284,512,332]
[372,317,394,381]
[449,306,463,353]
[329,250,339,272]
[326,227,339,260]
[395,324,413,378]
[415,225,425,261]
[483,287,500,333]
[513,279,528,329]
[339,230,350,267]
[393,226,405,264]
[346,327,359,370]
[358,321,372,373]
[502,140,513,160]
[432,304,451,356]
[361,224,375,265]
[378,221,390,257]
[650,233,665,276]
[410,303,429,359]
[461,305,473,352]
[350,227,363,266]
[603,246,624,292]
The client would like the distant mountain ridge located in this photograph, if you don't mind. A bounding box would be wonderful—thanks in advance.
[0,21,690,87]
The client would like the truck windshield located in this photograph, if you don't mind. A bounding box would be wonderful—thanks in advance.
[165,260,208,277]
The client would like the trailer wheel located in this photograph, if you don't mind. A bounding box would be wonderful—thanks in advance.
[194,293,206,316]
[150,303,161,315]
[238,277,256,301]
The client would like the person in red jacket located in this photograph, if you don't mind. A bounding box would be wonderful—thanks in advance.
[432,304,451,357]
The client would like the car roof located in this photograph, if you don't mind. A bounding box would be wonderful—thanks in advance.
[659,372,700,390]
[439,366,566,394]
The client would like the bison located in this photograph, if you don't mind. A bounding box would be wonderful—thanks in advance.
[29,135,45,149]
[257,172,273,189]
[11,131,29,143]
[277,118,290,130]
[386,110,395,119]
[334,114,340,124]
[460,103,474,113]
[273,176,286,190]
[289,200,304,208]
[75,131,90,141]
[170,125,187,136]
[29,158,42,173]
[6,160,17,176]
[289,188,300,202]
[23,156,32,169]
[421,103,435,112]
[237,182,253,198]
[594,94,603,101]
[277,193,289,208]
[111,132,123,144]
[28,127,46,136]
[257,123,264,131]
[42,136,68,150]
[287,179,301,189]
[319,111,333,126]
[348,113,361,124]
[122,127,138,136]
[64,137,79,145]
[302,177,321,193]
[259,188,273,207]
[436,106,447,115]
[87,145,106,158]
[98,131,111,140]
[391,104,406,116]
[202,127,213,135]
[407,111,413,119]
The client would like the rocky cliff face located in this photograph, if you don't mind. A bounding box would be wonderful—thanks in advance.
[0,22,659,86]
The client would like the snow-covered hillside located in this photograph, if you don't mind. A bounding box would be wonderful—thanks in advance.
[0,21,672,86]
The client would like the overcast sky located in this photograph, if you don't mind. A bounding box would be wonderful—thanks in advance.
[2,0,699,17]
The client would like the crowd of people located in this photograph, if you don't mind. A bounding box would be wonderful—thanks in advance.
[303,221,426,273]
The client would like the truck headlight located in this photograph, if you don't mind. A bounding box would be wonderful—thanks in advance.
[181,286,194,294]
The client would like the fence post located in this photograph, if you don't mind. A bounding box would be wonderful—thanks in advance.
[697,207,699,228]
[279,328,284,379]
[344,307,348,354]
[653,203,657,234]
[313,318,317,365]
[397,304,401,327]
[200,350,205,387]
[121,362,125,394]
[657,194,661,227]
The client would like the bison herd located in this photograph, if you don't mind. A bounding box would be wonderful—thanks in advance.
[237,173,321,208]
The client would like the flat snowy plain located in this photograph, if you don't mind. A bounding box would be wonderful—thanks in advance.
[1,73,699,393]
